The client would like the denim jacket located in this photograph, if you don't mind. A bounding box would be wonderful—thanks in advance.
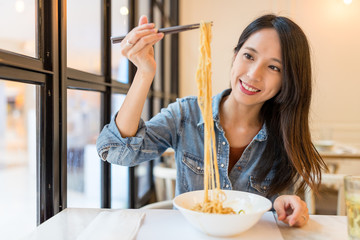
[96,89,279,202]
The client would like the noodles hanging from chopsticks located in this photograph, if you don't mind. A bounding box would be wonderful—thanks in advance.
[191,22,235,214]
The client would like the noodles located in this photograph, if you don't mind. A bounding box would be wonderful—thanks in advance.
[191,22,236,215]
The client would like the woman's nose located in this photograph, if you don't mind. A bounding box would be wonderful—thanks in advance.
[247,63,262,81]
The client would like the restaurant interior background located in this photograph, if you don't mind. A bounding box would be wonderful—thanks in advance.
[0,0,359,239]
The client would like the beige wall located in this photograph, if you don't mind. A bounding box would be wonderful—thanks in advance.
[179,0,360,148]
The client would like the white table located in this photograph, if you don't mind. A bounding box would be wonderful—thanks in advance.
[24,208,348,240]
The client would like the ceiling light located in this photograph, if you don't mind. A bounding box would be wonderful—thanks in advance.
[15,0,25,13]
[120,6,129,16]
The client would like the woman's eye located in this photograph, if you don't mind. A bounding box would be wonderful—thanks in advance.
[269,65,281,72]
[244,53,253,60]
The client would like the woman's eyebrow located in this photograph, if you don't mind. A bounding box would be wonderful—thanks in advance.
[244,46,257,53]
[244,46,282,64]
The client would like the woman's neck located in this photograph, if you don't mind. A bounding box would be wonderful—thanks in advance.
[220,94,263,129]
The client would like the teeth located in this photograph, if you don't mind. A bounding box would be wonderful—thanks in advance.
[241,81,259,92]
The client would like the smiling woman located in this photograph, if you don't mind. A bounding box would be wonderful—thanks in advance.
[179,0,360,151]
[97,13,325,228]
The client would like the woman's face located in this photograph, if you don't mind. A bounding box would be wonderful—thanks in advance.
[230,28,283,108]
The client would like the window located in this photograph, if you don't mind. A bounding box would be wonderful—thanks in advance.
[67,89,101,208]
[112,0,130,83]
[0,80,38,239]
[0,0,37,57]
[67,0,101,74]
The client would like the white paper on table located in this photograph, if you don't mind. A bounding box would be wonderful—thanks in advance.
[76,210,145,240]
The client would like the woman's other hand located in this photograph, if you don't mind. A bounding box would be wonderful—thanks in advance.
[120,15,164,76]
[273,195,309,227]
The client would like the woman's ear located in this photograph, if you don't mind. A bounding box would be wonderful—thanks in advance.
[232,52,238,62]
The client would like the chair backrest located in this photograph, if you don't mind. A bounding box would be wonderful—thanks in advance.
[304,173,347,215]
[322,173,346,215]
[153,163,176,201]
[140,199,173,209]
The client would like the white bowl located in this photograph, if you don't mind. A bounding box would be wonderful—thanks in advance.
[173,190,272,237]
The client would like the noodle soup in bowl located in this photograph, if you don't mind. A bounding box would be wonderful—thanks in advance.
[173,190,272,237]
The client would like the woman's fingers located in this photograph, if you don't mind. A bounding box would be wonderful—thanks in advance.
[118,15,164,73]
[121,31,163,59]
[127,33,163,55]
[121,23,156,49]
[138,15,148,26]
[274,195,309,227]
[288,202,309,227]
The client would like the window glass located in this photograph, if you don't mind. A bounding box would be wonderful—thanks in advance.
[67,89,101,207]
[0,1,37,57]
[136,161,151,200]
[153,97,162,115]
[152,4,162,92]
[0,80,37,239]
[111,0,129,83]
[67,0,101,74]
[142,98,150,121]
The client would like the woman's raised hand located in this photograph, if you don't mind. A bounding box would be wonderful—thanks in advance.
[120,15,164,76]
[115,16,164,137]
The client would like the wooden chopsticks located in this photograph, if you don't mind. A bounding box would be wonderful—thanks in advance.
[110,22,213,44]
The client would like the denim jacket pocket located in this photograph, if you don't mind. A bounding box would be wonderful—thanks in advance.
[248,175,271,196]
[180,152,204,192]
[182,152,204,175]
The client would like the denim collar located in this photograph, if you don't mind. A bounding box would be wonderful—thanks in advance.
[197,88,267,142]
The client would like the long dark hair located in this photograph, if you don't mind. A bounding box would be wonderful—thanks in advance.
[234,14,327,196]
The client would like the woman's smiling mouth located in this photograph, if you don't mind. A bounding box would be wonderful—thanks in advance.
[239,80,261,95]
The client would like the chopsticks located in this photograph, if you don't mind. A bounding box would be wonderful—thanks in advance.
[111,22,213,44]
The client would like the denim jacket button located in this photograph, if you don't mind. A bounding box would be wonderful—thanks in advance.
[225,184,229,188]
[222,141,226,145]
[197,166,201,170]
[221,163,224,168]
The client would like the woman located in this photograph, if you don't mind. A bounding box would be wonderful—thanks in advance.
[96,14,327,227]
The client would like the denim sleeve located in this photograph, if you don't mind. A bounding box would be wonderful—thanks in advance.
[96,100,181,167]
